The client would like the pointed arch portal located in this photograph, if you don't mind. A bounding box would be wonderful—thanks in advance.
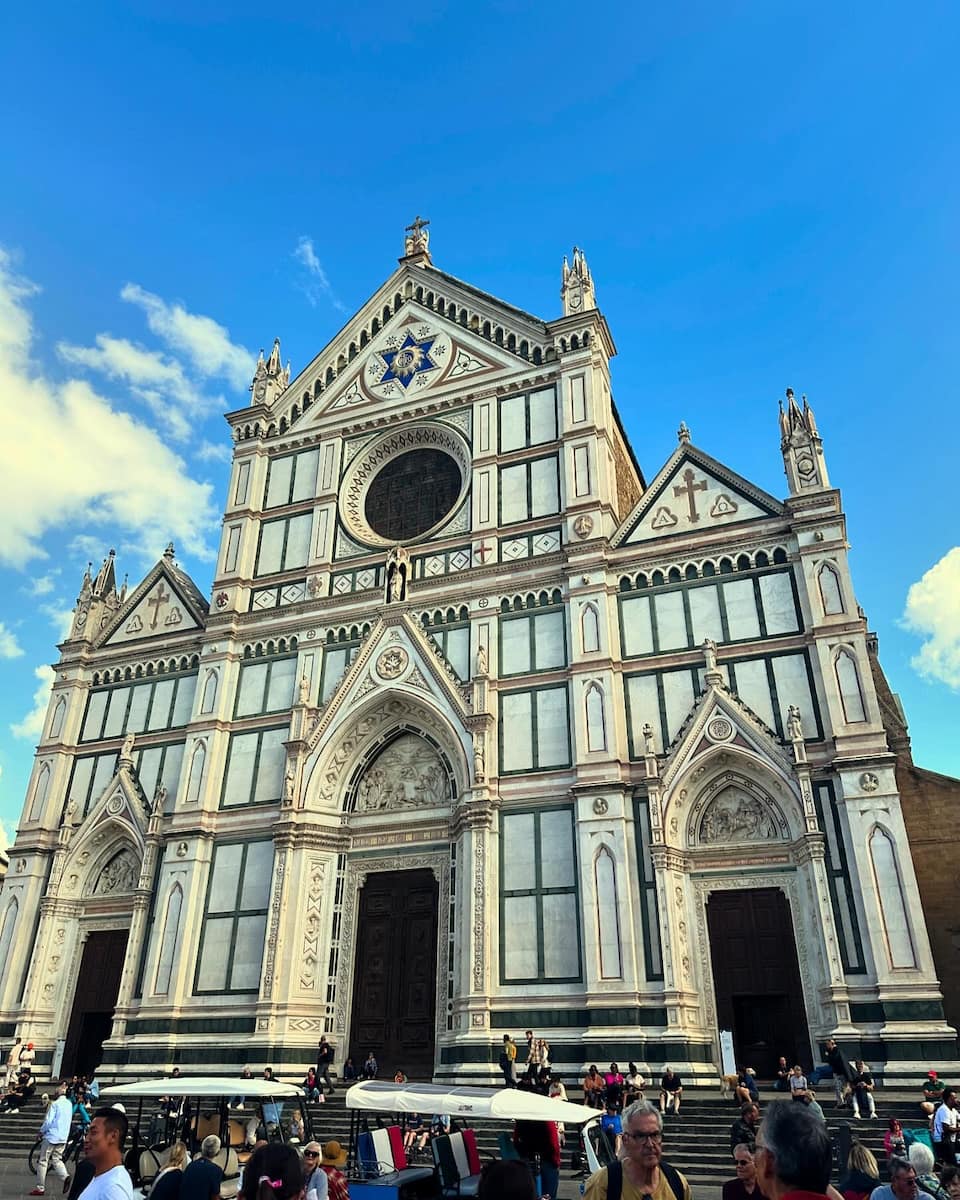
[706,887,810,1079]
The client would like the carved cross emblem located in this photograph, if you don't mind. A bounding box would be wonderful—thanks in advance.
[673,468,708,523]
[148,582,171,629]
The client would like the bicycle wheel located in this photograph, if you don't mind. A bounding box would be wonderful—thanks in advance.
[28,1138,41,1175]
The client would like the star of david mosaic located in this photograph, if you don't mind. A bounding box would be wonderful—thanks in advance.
[376,332,440,390]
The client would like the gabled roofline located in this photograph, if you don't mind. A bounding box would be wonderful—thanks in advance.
[93,553,208,650]
[612,440,784,548]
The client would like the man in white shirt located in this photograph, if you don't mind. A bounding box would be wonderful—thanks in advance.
[76,1107,133,1200]
[933,1089,959,1166]
[30,1080,73,1195]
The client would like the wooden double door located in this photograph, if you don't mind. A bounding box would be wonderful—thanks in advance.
[350,869,439,1080]
[706,888,810,1079]
[62,929,129,1078]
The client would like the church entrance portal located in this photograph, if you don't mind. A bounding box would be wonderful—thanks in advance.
[62,929,129,1078]
[706,888,810,1079]
[350,869,439,1080]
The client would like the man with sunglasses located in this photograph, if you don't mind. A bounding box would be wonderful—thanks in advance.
[584,1100,691,1200]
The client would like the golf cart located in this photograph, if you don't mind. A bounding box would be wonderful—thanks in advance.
[101,1075,310,1197]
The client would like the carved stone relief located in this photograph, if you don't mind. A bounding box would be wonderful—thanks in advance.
[356,734,450,812]
[698,786,780,845]
[299,858,326,992]
[92,849,139,895]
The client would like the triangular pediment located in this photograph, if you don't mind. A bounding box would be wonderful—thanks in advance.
[59,764,149,901]
[659,681,795,791]
[308,612,472,750]
[98,556,208,648]
[613,444,784,546]
[308,302,537,423]
[266,261,557,434]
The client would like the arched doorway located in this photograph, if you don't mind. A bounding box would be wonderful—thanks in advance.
[706,887,810,1078]
[341,732,453,1079]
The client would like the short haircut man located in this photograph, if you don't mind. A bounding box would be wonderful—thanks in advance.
[756,1100,832,1198]
[92,1106,129,1150]
[201,1135,221,1158]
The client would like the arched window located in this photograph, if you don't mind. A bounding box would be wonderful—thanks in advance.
[817,563,845,616]
[49,696,67,739]
[200,669,218,715]
[581,604,600,654]
[585,683,606,752]
[835,649,867,723]
[186,741,206,805]
[869,827,917,968]
[594,847,622,979]
[0,898,19,986]
[154,884,183,995]
[29,763,50,822]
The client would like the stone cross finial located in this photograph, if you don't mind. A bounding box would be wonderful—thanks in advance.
[404,215,431,258]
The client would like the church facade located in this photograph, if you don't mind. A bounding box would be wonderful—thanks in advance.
[0,226,953,1083]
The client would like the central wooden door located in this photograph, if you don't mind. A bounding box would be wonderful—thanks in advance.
[62,929,129,1078]
[350,869,439,1079]
[706,888,810,1078]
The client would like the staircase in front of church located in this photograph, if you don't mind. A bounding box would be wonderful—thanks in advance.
[0,1089,918,1189]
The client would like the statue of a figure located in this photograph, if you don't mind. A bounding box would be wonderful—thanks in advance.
[473,736,486,783]
[702,637,718,675]
[64,798,79,827]
[283,770,295,807]
[642,723,656,755]
[786,705,803,742]
[475,644,488,676]
[298,674,310,705]
[389,568,403,603]
[120,731,136,762]
[404,215,430,256]
[385,544,409,604]
[152,783,167,814]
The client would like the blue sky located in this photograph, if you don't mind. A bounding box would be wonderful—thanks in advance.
[0,2,958,845]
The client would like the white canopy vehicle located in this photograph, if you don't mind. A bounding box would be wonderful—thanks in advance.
[101,1075,310,1197]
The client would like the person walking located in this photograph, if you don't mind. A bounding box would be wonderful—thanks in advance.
[500,1035,518,1088]
[316,1037,335,1095]
[30,1080,73,1195]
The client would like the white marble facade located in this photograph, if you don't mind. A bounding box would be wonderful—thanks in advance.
[0,234,953,1083]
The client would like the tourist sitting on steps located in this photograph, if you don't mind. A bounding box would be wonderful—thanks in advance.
[867,1156,924,1200]
[852,1061,877,1120]
[773,1058,790,1092]
[730,1102,761,1154]
[908,1143,949,1200]
[0,1066,36,1112]
[723,1144,768,1200]
[659,1067,683,1116]
[584,1099,692,1200]
[583,1064,605,1110]
[838,1141,880,1200]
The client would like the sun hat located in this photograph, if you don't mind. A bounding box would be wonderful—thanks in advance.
[321,1140,348,1167]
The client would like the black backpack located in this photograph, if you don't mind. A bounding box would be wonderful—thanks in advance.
[606,1158,685,1200]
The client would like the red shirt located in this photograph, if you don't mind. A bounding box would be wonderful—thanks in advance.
[321,1165,349,1200]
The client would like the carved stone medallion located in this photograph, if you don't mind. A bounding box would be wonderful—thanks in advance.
[859,772,880,793]
[375,646,409,680]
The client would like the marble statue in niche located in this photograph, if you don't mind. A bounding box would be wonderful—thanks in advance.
[356,734,449,811]
[699,786,779,844]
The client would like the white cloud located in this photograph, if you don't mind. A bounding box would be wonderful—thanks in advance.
[58,334,216,442]
[42,603,75,642]
[24,571,59,596]
[0,815,10,858]
[195,439,233,464]
[120,283,254,391]
[70,534,107,562]
[0,248,218,568]
[293,236,346,312]
[11,664,54,740]
[903,546,960,689]
[0,622,24,658]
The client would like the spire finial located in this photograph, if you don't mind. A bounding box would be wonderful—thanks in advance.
[163,542,175,561]
[677,421,691,445]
